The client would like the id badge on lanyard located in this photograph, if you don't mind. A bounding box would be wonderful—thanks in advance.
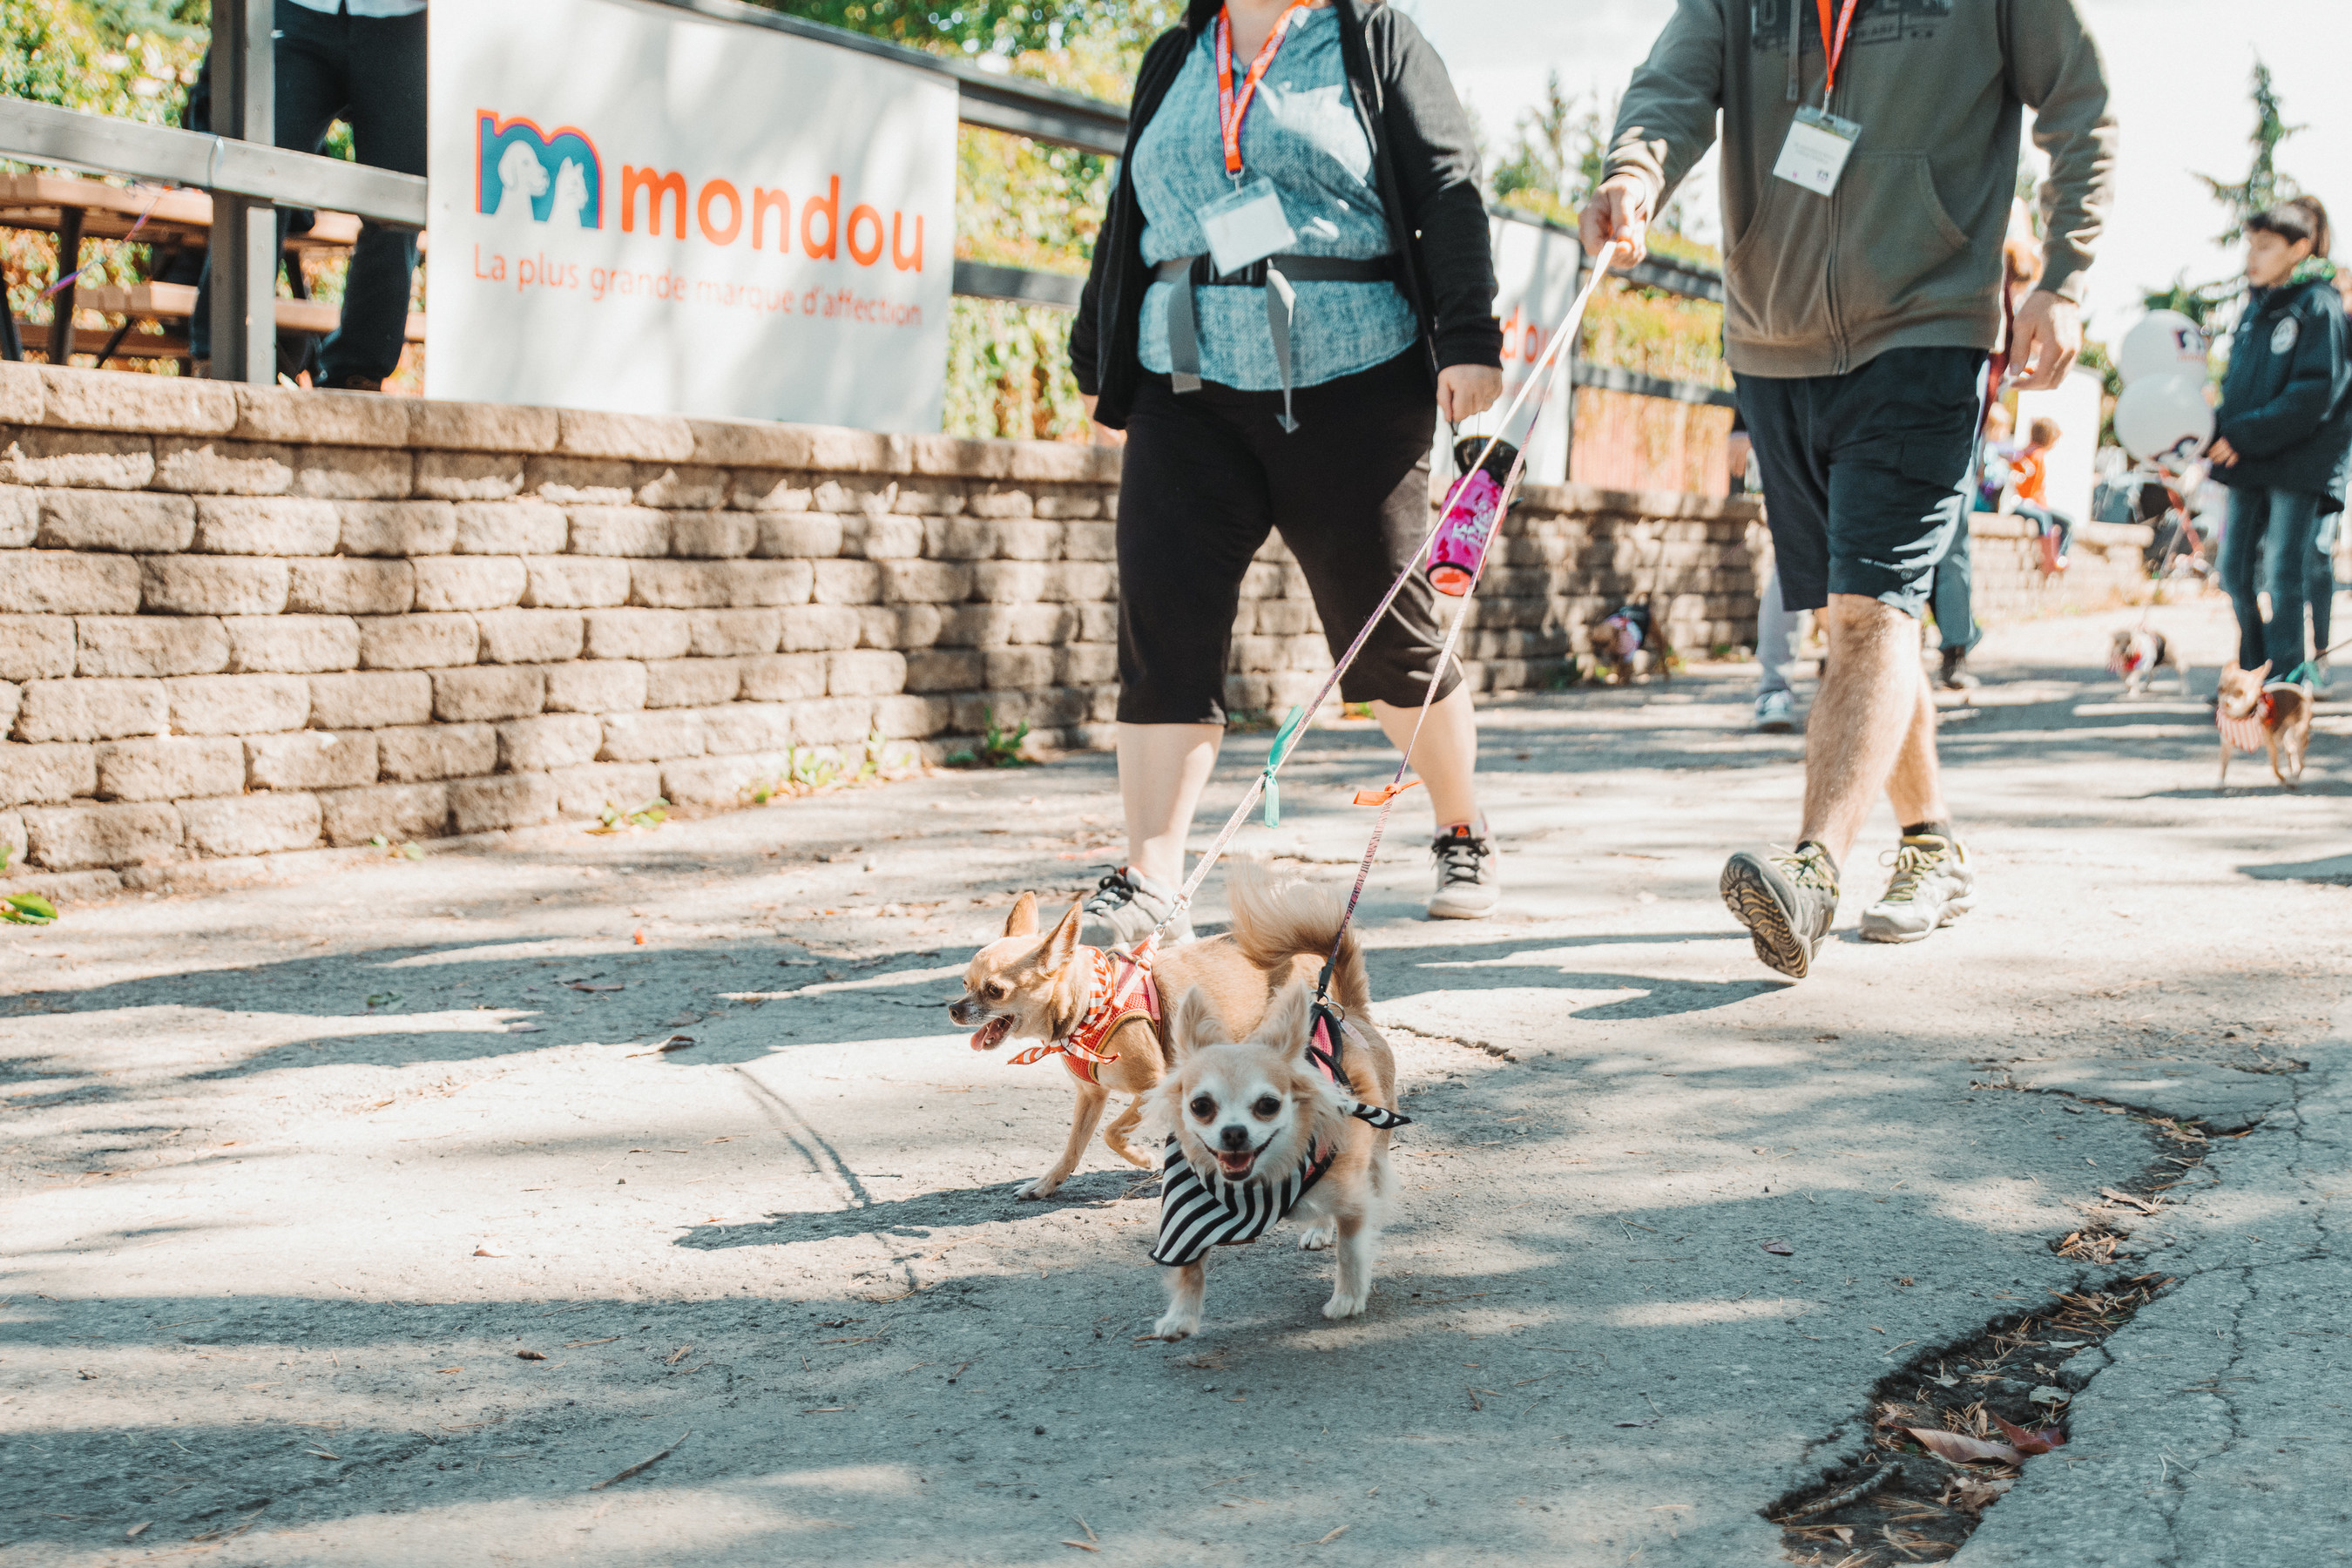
[1201,3,1305,275]
[1773,0,1863,196]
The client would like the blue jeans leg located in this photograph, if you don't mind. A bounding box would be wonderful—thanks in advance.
[2219,486,2325,676]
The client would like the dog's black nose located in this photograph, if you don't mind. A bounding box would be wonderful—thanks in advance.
[1219,1125,1252,1152]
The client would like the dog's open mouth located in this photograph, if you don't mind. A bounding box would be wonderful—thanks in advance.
[1214,1147,1260,1180]
[970,1016,1012,1052]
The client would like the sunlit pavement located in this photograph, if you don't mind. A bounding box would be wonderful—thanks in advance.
[4,596,2348,1566]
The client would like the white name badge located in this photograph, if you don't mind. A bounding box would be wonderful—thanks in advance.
[1772,106,1862,197]
[1198,176,1298,277]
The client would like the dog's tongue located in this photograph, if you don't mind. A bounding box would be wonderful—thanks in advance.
[970,1017,1009,1052]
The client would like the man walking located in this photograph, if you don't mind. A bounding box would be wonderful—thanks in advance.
[1582,0,2115,978]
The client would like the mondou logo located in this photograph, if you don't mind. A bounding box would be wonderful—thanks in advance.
[473,109,923,270]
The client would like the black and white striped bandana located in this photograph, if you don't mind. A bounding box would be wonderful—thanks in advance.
[1148,1100,1411,1267]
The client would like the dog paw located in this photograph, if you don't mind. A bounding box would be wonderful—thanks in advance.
[1295,1223,1335,1251]
[1016,1176,1062,1201]
[1152,1312,1197,1342]
[1321,1290,1369,1321]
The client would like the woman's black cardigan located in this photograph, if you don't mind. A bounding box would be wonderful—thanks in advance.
[1069,0,1503,429]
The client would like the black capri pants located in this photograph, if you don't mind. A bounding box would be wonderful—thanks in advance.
[1115,348,1463,725]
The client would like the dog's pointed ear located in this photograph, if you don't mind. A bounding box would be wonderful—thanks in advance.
[1042,897,1085,970]
[2253,659,2274,680]
[1260,981,1318,1058]
[1003,892,1038,938]
[1171,985,1227,1060]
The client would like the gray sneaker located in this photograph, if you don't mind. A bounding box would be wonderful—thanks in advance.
[1754,690,1795,733]
[1720,842,1839,979]
[1428,824,1500,919]
[1859,833,1975,943]
[1078,866,1192,948]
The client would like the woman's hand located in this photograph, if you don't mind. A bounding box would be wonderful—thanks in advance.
[2207,436,2239,468]
[1437,365,1503,423]
[1081,394,1125,448]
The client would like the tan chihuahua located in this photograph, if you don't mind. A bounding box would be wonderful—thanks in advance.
[950,864,1346,1201]
[2216,660,2311,789]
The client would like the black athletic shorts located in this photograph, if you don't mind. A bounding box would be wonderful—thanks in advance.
[1734,347,1988,617]
[1114,348,1461,725]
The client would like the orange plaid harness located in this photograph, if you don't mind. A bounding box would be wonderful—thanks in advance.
[996,941,1162,1085]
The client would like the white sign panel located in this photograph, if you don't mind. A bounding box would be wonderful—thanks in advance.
[425,0,957,431]
[1443,212,1581,484]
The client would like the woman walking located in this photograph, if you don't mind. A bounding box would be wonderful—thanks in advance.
[1070,0,1504,944]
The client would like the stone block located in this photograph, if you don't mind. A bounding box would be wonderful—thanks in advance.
[793,695,876,745]
[973,561,1048,604]
[856,606,900,649]
[689,418,816,470]
[828,649,907,696]
[0,486,30,549]
[308,670,432,730]
[905,648,983,692]
[496,713,603,772]
[638,465,727,510]
[455,499,568,555]
[687,608,781,657]
[549,761,662,819]
[190,495,341,556]
[39,365,232,435]
[165,673,309,736]
[754,514,839,557]
[377,723,497,781]
[409,399,560,454]
[805,431,909,477]
[475,608,583,665]
[0,552,142,616]
[140,556,291,617]
[1033,489,1104,521]
[23,801,181,869]
[287,558,415,616]
[891,483,964,517]
[16,678,167,741]
[598,710,704,761]
[984,647,1055,688]
[992,519,1062,561]
[524,456,634,505]
[0,428,154,490]
[318,781,451,846]
[778,605,862,652]
[233,385,409,448]
[669,511,757,558]
[735,652,826,702]
[846,516,926,560]
[0,363,38,423]
[338,499,457,558]
[180,792,321,857]
[1010,442,1115,484]
[520,556,630,610]
[645,658,739,709]
[1058,644,1119,685]
[923,517,996,560]
[567,505,671,557]
[660,754,780,809]
[94,735,245,801]
[37,490,194,552]
[723,559,814,607]
[877,559,972,604]
[416,451,526,501]
[542,659,646,713]
[1076,602,1119,643]
[556,409,694,463]
[246,729,378,791]
[291,445,416,501]
[874,693,952,740]
[700,701,795,755]
[75,616,229,678]
[357,613,478,671]
[965,485,1035,520]
[449,772,558,835]
[152,437,294,495]
[629,560,733,609]
[812,559,882,605]
[220,612,358,676]
[1052,562,1118,601]
[433,665,544,723]
[730,470,815,514]
[909,432,1013,480]
[1063,521,1118,561]
[0,740,96,805]
[581,607,690,661]
[1009,604,1078,644]
[0,616,74,681]
[813,477,898,517]
[413,556,527,612]
[0,808,21,866]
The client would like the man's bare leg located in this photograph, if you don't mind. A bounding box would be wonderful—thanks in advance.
[1798,595,1937,864]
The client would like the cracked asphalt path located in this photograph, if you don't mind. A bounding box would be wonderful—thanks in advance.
[3,598,2347,1566]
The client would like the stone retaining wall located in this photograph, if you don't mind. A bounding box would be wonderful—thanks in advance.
[0,364,1761,895]
[1960,514,2157,630]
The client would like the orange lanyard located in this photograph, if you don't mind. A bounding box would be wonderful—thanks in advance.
[1215,3,1309,179]
[1815,0,1862,100]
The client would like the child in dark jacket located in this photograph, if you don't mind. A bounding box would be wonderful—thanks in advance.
[2210,197,2352,685]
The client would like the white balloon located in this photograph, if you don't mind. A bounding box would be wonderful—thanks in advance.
[2113,371,2215,462]
[2118,310,2207,385]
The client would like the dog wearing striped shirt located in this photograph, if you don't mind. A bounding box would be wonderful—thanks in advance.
[1142,893,1402,1342]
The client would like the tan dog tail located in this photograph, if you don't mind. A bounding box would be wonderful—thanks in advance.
[1225,862,1371,1014]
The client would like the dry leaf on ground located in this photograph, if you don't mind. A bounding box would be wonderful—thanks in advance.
[1761,1240,1795,1255]
[1906,1428,2024,1465]
[1987,1413,2064,1455]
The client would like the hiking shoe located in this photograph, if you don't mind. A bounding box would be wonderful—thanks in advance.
[1754,690,1796,733]
[1720,843,1839,979]
[1078,866,1192,949]
[1938,645,1980,690]
[1860,832,1976,943]
[1428,823,1500,919]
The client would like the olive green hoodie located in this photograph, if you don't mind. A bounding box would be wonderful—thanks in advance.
[1604,0,2117,379]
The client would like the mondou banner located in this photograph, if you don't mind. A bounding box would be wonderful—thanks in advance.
[1444,212,1581,484]
[425,0,957,431]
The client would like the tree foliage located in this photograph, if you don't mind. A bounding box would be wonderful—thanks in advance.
[2144,60,2304,327]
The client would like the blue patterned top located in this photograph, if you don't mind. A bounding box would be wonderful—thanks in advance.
[1131,5,1419,391]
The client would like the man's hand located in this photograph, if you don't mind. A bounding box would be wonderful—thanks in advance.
[1080,393,1125,448]
[2007,290,2080,391]
[1579,176,1651,268]
[2208,436,2240,468]
[1437,364,1503,423]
